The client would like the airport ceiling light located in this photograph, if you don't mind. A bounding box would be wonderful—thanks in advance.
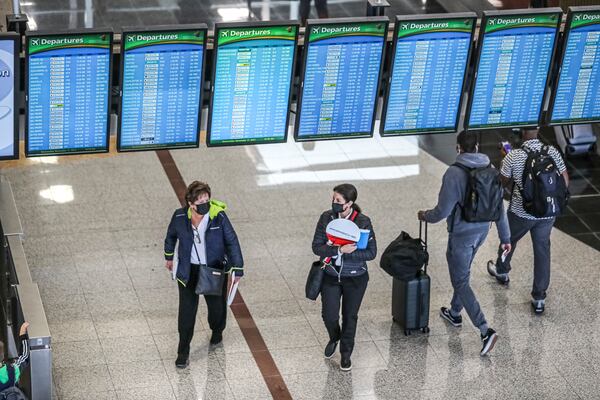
[217,7,249,21]
[39,185,74,204]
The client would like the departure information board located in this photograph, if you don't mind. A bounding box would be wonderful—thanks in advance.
[467,10,561,129]
[550,7,600,124]
[0,34,18,160]
[382,14,475,136]
[119,27,206,151]
[295,18,388,141]
[208,23,298,146]
[26,31,112,156]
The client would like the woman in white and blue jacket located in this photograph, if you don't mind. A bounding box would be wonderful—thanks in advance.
[164,181,243,369]
[312,183,377,372]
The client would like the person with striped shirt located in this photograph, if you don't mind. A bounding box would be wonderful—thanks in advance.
[0,322,29,396]
[487,129,570,314]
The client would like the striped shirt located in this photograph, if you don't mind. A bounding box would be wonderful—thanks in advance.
[501,139,567,220]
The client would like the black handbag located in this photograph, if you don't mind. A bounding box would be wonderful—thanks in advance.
[305,260,327,300]
[380,222,428,280]
[192,240,225,296]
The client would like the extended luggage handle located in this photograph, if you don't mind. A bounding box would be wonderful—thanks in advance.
[419,221,428,274]
[419,221,427,248]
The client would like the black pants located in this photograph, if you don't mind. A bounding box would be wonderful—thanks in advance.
[321,272,369,358]
[299,0,328,24]
[177,264,228,355]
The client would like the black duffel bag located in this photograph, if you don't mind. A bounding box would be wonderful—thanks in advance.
[380,229,428,280]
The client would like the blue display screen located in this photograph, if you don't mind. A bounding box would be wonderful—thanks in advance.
[119,31,204,151]
[551,13,600,124]
[383,19,473,135]
[468,15,559,129]
[0,38,16,159]
[209,26,297,145]
[27,33,111,155]
[296,22,386,140]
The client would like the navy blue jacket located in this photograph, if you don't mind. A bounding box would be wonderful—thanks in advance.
[312,210,377,278]
[164,201,244,287]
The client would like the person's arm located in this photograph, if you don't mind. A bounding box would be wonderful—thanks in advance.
[221,214,244,278]
[500,151,514,189]
[419,168,462,224]
[341,218,377,262]
[312,213,339,258]
[164,211,178,271]
[549,146,570,187]
[13,322,29,371]
[495,202,511,245]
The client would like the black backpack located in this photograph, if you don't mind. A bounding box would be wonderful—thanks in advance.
[453,163,503,222]
[520,146,569,218]
[380,231,428,280]
[0,367,27,400]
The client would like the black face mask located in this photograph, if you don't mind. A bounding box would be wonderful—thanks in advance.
[331,202,345,214]
[195,202,210,215]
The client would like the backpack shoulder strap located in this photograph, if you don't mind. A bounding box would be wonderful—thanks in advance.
[349,210,358,222]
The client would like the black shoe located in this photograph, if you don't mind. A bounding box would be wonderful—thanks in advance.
[532,299,545,314]
[175,354,189,368]
[480,328,498,356]
[340,357,352,371]
[487,260,510,285]
[324,340,338,359]
[440,307,462,327]
[210,331,223,345]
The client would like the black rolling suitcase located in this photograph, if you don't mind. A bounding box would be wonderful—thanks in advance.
[392,221,430,336]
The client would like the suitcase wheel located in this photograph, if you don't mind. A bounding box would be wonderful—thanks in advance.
[421,327,430,334]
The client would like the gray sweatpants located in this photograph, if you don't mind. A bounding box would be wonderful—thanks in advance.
[496,212,555,301]
[447,231,489,333]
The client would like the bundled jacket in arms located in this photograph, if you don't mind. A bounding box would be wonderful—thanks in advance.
[312,210,377,278]
[164,200,243,287]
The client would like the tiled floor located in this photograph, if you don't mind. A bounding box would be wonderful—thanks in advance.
[18,0,445,31]
[2,130,599,399]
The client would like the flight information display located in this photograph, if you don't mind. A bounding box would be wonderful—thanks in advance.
[296,18,387,141]
[467,11,561,129]
[26,32,112,156]
[382,15,475,136]
[550,8,600,124]
[208,23,298,146]
[119,27,206,151]
[0,35,18,160]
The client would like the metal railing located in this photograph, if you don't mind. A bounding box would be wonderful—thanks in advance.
[0,176,52,400]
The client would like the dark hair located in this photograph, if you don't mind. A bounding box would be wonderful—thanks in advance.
[185,181,211,205]
[333,183,362,213]
[457,131,478,153]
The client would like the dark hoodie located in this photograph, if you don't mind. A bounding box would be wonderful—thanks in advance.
[423,152,510,243]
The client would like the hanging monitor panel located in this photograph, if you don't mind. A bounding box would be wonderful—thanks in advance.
[550,7,600,125]
[381,14,476,136]
[0,34,19,160]
[467,10,561,130]
[26,31,112,156]
[119,26,207,152]
[295,17,388,141]
[208,22,298,146]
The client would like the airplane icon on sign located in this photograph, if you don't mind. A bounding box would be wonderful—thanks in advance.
[575,15,582,21]
[31,39,39,45]
[401,24,409,30]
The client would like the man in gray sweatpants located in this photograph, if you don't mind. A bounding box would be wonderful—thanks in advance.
[418,131,511,356]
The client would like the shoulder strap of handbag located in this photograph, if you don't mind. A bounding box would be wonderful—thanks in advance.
[323,210,359,265]
[192,224,203,264]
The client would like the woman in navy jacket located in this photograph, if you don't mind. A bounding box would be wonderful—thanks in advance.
[312,183,376,372]
[164,181,243,368]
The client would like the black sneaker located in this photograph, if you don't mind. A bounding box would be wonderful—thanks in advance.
[440,307,462,327]
[210,331,223,345]
[324,340,338,359]
[480,328,498,356]
[340,357,352,371]
[175,353,189,368]
[487,260,510,285]
[532,299,545,314]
